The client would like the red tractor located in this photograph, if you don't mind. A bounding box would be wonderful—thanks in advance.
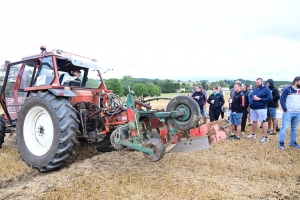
[0,46,206,172]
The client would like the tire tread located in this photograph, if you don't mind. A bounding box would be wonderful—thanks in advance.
[17,91,79,172]
[0,116,6,148]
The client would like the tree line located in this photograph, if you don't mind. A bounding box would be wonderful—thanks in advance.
[105,76,182,97]
[105,76,293,97]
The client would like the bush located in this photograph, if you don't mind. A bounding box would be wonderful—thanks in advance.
[133,83,149,97]
[105,78,124,96]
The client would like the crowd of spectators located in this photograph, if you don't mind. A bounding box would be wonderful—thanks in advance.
[190,76,300,150]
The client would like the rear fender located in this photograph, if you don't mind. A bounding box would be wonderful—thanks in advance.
[48,89,77,97]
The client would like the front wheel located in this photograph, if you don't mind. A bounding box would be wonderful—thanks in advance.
[16,91,79,172]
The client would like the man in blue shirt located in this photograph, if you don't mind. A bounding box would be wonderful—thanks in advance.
[278,76,300,150]
[247,78,273,142]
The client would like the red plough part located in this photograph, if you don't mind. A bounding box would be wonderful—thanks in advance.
[159,119,231,152]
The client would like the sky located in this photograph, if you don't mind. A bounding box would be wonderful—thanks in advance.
[0,0,299,82]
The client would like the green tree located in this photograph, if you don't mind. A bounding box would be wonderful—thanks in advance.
[201,82,206,90]
[157,79,176,93]
[156,85,161,96]
[146,83,161,97]
[133,83,149,97]
[218,80,227,87]
[204,82,210,91]
[146,83,156,97]
[105,78,124,96]
[120,75,134,95]
[85,78,100,88]
[174,83,180,90]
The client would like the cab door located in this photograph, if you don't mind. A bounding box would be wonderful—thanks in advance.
[0,60,37,121]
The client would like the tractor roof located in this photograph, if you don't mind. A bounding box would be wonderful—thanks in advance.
[21,47,100,70]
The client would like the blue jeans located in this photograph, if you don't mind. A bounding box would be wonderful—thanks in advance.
[200,105,206,117]
[279,112,300,144]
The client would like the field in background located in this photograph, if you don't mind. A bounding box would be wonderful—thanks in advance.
[150,92,230,110]
[159,91,230,98]
[0,93,299,199]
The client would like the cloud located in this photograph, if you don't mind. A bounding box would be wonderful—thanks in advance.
[0,0,299,82]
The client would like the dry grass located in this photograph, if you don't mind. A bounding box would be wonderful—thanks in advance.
[0,137,32,183]
[43,128,300,200]
[1,94,300,200]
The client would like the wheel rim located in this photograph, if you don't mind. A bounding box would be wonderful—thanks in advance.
[23,106,54,156]
[143,143,157,157]
[171,103,192,124]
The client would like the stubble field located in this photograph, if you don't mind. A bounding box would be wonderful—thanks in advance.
[0,93,300,200]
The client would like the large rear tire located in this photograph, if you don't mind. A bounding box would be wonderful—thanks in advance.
[166,96,200,130]
[16,91,79,172]
[0,116,6,148]
[95,133,113,152]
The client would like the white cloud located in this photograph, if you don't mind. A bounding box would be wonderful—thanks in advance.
[0,0,299,81]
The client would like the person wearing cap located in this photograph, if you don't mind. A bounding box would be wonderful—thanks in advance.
[278,76,300,150]
[247,78,273,142]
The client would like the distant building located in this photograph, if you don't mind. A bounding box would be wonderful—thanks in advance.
[176,88,186,93]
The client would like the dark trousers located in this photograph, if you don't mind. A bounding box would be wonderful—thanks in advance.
[241,109,248,132]
[221,112,224,119]
[209,109,222,122]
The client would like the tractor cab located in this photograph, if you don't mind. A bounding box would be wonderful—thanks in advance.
[0,46,106,122]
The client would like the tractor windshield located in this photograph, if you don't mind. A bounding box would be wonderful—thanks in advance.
[56,57,102,88]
